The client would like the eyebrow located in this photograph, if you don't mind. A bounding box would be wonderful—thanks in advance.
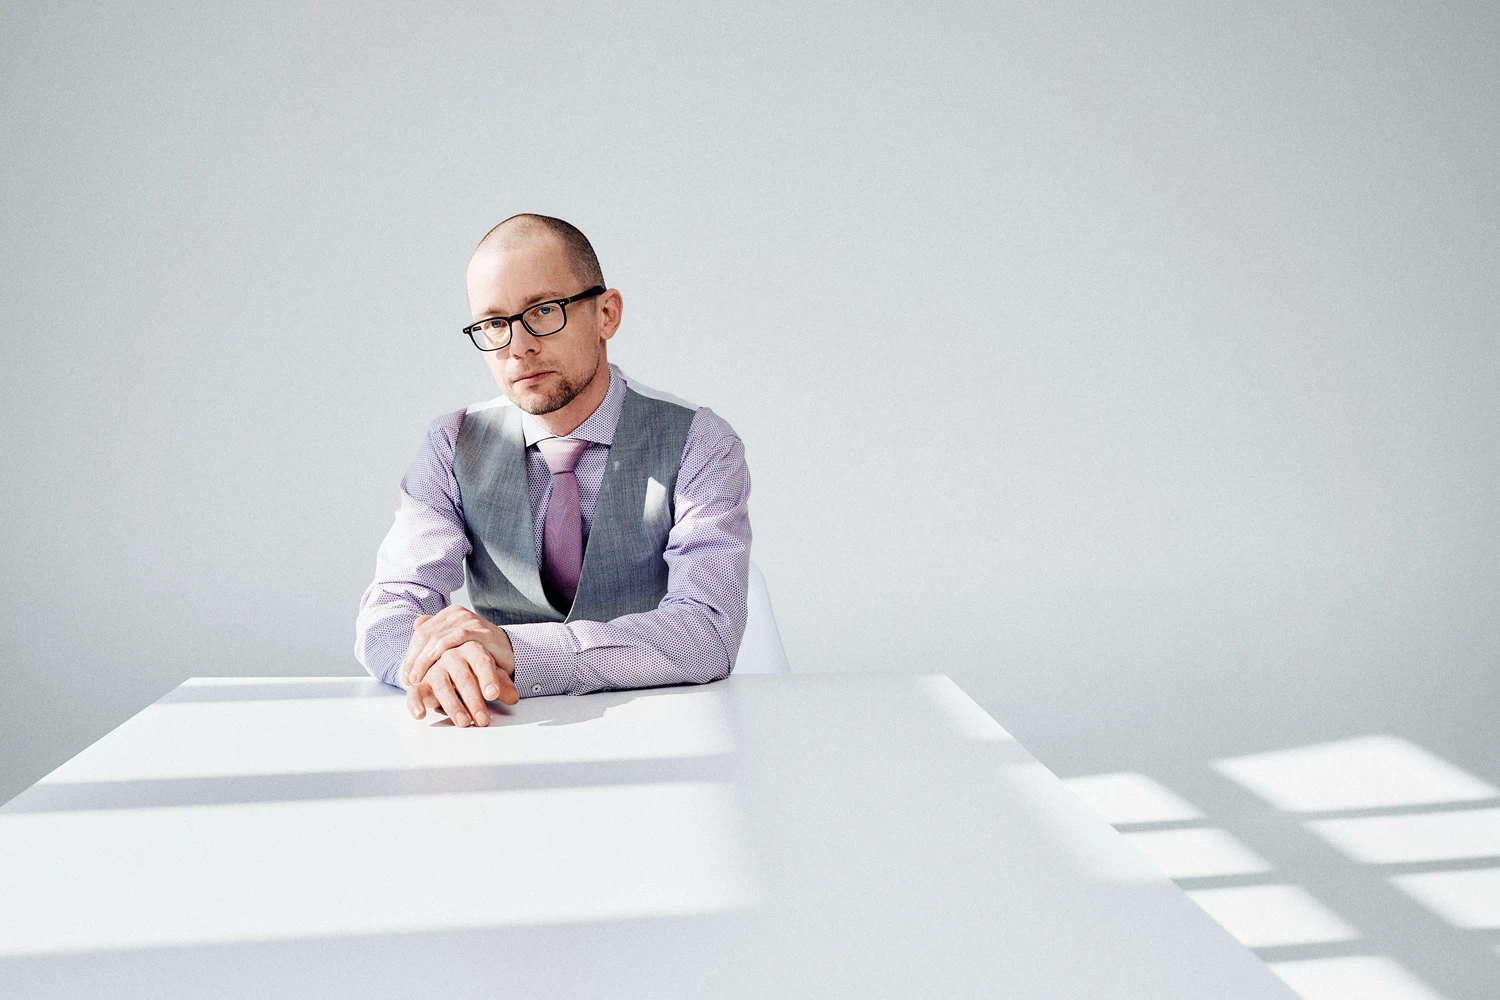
[479,290,570,320]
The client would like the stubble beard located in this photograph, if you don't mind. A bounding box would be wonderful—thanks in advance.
[512,345,603,416]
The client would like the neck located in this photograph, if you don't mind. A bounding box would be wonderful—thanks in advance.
[534,354,610,437]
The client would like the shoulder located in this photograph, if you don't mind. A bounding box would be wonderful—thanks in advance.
[616,368,740,449]
[685,405,742,451]
[679,407,747,497]
[423,408,467,461]
[462,393,513,416]
[619,369,697,415]
[426,407,465,446]
[432,392,517,452]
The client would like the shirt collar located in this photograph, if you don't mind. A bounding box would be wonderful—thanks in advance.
[520,363,627,448]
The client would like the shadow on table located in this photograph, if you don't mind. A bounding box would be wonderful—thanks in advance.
[160,677,704,731]
[1044,708,1500,999]
[0,755,733,814]
[159,679,395,704]
[0,910,750,1000]
[3,682,740,815]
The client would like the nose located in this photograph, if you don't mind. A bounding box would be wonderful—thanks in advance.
[506,321,543,356]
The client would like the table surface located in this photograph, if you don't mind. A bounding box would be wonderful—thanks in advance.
[0,672,1295,999]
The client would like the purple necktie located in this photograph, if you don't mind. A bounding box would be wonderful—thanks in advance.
[536,437,590,610]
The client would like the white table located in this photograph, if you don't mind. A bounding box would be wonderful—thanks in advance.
[0,673,1295,998]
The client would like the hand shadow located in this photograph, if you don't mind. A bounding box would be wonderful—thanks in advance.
[429,684,708,728]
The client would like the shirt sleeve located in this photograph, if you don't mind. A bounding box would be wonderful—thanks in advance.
[354,411,471,687]
[503,406,752,696]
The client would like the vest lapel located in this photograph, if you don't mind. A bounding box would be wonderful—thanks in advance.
[566,388,642,623]
[462,404,556,617]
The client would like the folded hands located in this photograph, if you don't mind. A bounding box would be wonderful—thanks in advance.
[400,607,520,726]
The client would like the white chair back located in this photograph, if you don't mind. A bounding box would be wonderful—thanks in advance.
[735,560,791,674]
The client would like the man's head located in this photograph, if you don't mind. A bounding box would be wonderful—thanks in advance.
[466,214,622,418]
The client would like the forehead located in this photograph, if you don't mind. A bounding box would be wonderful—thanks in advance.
[466,238,578,315]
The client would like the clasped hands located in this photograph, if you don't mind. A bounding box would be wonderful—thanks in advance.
[400,606,521,726]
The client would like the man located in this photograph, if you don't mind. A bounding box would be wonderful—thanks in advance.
[355,214,751,727]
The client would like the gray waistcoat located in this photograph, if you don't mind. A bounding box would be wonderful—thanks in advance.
[452,386,697,625]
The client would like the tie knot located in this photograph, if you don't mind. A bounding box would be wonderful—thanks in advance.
[536,436,589,475]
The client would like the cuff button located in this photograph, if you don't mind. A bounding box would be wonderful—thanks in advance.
[532,684,542,694]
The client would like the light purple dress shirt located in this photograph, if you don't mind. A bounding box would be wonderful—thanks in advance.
[355,364,752,697]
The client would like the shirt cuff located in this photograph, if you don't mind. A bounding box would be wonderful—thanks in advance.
[355,631,409,690]
[504,622,579,697]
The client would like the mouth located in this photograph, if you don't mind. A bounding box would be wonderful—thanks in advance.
[512,371,553,387]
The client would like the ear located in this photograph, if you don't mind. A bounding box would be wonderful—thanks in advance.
[598,288,623,341]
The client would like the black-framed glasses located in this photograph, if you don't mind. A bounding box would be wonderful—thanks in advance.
[462,285,606,351]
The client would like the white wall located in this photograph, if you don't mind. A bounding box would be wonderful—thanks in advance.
[3,0,1497,812]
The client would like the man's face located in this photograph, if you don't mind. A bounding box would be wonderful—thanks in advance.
[465,238,618,415]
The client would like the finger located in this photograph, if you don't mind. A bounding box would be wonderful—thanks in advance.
[444,652,490,727]
[429,671,470,727]
[487,651,520,706]
[400,614,436,685]
[400,628,424,687]
[409,683,442,721]
[498,674,519,705]
[465,640,515,706]
[461,641,506,703]
[402,609,467,684]
[406,629,449,688]
[410,624,477,686]
[478,629,520,705]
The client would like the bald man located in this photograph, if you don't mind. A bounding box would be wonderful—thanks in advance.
[354,214,751,726]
